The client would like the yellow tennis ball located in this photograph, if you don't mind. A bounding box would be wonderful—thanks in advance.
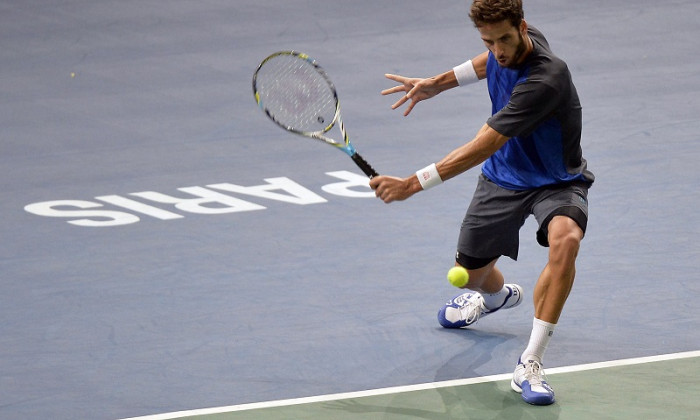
[447,266,469,288]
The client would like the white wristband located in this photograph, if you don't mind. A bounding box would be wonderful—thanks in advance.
[416,163,443,190]
[453,59,479,86]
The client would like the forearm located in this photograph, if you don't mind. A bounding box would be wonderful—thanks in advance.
[370,125,508,203]
[428,69,460,94]
[435,124,509,182]
[424,50,489,93]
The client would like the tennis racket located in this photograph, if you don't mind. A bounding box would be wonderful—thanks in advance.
[252,50,378,178]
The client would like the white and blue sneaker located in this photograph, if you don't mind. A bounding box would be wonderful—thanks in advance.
[511,358,556,405]
[437,284,523,328]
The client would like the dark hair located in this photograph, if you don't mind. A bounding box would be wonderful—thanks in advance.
[469,0,524,28]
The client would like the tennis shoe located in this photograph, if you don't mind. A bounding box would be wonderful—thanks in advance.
[437,284,523,328]
[511,358,556,405]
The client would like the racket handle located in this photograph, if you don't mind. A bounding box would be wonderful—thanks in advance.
[351,152,379,178]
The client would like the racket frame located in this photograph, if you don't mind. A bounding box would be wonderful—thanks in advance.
[253,51,378,178]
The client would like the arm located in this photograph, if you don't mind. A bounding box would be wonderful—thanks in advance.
[370,124,509,203]
[435,123,506,182]
[465,51,488,80]
[382,51,489,116]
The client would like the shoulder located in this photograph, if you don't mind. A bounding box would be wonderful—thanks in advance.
[527,26,549,49]
[523,27,570,87]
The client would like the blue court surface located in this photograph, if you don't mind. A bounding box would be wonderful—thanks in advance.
[2,1,699,419]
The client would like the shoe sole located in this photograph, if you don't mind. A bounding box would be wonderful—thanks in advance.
[510,379,555,405]
[438,285,523,328]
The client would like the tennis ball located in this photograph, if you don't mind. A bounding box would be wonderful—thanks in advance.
[447,266,469,288]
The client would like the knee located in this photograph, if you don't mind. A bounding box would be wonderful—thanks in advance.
[548,217,583,258]
[550,229,581,253]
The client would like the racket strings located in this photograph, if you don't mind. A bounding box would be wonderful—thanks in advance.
[255,55,337,133]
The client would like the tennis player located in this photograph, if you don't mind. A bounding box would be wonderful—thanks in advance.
[370,0,594,405]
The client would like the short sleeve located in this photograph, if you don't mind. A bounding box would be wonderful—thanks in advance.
[487,81,560,138]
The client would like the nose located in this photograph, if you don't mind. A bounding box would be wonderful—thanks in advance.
[493,42,505,59]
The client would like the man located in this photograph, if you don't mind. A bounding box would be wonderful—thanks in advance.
[369,0,594,405]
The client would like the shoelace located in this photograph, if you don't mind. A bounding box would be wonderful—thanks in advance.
[457,295,484,324]
[523,360,546,385]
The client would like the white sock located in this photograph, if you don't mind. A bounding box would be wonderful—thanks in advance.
[520,318,556,363]
[481,286,510,310]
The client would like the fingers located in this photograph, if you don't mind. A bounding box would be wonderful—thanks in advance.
[403,100,416,116]
[397,91,418,115]
[369,176,394,203]
[370,176,410,203]
[382,83,410,111]
[391,95,409,110]
[406,83,421,98]
[384,73,407,83]
[382,73,412,98]
[381,85,406,96]
[382,73,419,115]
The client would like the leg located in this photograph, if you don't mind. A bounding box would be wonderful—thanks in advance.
[458,258,503,294]
[512,216,582,405]
[439,258,524,328]
[440,175,529,328]
[533,215,583,323]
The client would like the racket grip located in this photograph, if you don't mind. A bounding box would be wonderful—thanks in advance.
[351,152,379,178]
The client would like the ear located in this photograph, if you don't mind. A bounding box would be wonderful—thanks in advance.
[519,19,528,36]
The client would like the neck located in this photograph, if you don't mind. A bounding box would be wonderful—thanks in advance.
[514,33,533,66]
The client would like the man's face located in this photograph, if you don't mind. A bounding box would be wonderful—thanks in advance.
[477,20,528,68]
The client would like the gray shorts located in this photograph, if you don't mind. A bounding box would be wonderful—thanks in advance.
[456,174,589,268]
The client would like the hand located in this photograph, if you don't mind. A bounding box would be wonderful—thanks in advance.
[381,74,442,116]
[369,175,420,203]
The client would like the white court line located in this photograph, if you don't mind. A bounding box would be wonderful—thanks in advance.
[118,350,700,420]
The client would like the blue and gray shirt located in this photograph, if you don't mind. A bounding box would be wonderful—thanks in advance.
[484,26,595,190]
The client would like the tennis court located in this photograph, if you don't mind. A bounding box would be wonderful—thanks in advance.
[121,352,700,420]
[2,1,699,419]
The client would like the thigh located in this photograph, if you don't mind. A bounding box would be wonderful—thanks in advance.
[532,183,589,247]
[457,175,530,262]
